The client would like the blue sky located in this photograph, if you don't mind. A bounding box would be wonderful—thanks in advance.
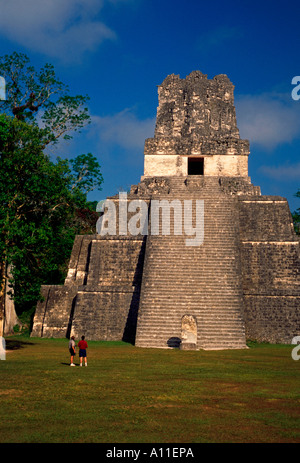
[0,0,300,210]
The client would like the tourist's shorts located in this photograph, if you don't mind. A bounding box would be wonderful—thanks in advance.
[79,349,87,357]
[69,348,75,356]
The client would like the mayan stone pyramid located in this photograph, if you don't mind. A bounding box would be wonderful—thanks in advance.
[31,71,300,350]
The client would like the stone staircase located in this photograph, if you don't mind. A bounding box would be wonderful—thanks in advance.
[135,176,247,350]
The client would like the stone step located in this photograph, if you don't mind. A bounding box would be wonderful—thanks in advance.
[144,271,241,276]
[146,245,239,249]
[142,284,243,290]
[136,335,246,344]
[136,331,246,339]
[138,316,245,322]
[138,322,244,329]
[140,297,243,302]
[136,331,246,338]
[137,308,245,314]
[143,274,242,279]
[138,319,244,325]
[139,298,244,304]
[136,339,247,350]
[144,252,240,258]
[137,318,245,325]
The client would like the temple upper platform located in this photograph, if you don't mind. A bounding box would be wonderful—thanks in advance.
[143,71,250,178]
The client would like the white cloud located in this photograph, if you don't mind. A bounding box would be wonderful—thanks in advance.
[236,92,300,150]
[91,109,155,151]
[0,0,117,61]
[259,162,300,181]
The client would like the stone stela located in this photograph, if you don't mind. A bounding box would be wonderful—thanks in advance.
[31,71,300,350]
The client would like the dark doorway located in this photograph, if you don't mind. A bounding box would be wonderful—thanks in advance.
[188,157,204,175]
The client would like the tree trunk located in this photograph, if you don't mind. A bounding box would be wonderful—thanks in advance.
[0,262,21,335]
[0,261,5,336]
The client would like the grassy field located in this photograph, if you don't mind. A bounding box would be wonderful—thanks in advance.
[0,336,299,443]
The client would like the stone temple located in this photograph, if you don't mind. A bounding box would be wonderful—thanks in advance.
[31,71,300,350]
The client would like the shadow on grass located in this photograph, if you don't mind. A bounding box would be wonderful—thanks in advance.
[5,339,35,351]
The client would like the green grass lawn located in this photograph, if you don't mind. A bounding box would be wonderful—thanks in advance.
[0,336,299,443]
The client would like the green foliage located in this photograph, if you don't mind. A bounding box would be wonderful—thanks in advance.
[70,153,103,206]
[292,189,300,235]
[42,94,90,144]
[0,52,103,317]
[0,52,66,122]
[0,116,76,312]
[0,51,90,145]
[0,114,10,147]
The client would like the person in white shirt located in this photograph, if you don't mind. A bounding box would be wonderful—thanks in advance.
[68,336,76,366]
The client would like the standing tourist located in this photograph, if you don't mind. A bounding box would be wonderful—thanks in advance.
[69,336,76,366]
[78,335,88,367]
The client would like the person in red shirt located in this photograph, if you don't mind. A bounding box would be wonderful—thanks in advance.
[78,335,88,367]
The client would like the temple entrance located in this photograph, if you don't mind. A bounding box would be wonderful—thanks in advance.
[188,157,204,175]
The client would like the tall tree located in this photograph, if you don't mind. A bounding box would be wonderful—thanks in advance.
[0,51,90,143]
[0,116,72,324]
[0,53,103,334]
